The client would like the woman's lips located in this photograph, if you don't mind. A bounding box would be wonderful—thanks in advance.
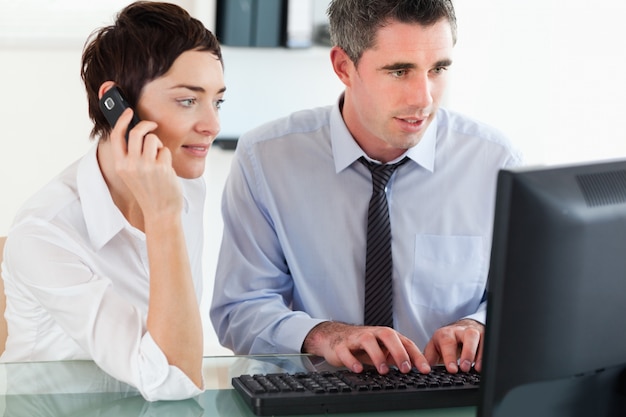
[182,144,210,157]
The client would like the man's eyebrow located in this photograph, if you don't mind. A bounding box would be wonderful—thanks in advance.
[434,59,453,68]
[379,59,453,71]
[380,62,415,71]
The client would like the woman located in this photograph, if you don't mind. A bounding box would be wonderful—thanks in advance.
[0,1,225,401]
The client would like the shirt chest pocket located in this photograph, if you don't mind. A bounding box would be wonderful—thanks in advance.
[411,235,485,316]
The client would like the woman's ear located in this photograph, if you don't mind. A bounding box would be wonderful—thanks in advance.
[98,81,116,100]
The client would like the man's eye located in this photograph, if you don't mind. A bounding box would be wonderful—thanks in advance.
[215,99,225,110]
[390,70,407,78]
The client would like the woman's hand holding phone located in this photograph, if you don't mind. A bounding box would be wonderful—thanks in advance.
[109,106,183,224]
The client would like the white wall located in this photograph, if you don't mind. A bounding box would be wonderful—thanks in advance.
[2,0,626,355]
[451,1,626,165]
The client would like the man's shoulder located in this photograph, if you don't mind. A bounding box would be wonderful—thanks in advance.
[238,105,333,148]
[438,108,522,161]
[438,108,506,140]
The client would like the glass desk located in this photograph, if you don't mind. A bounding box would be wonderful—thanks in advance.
[0,355,477,416]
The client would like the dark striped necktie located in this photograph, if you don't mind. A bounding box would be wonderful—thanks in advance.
[358,156,409,328]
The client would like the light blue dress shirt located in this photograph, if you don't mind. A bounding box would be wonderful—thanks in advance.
[211,96,522,355]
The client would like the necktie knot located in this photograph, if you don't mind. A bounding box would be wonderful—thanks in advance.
[359,156,409,193]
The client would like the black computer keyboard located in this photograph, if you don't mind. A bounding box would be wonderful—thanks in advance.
[232,365,480,416]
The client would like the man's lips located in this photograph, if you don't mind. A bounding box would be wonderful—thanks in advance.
[395,116,428,130]
[397,114,429,123]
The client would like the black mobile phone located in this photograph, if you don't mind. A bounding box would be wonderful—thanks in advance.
[99,86,141,142]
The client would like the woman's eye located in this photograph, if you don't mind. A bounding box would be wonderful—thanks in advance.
[178,98,196,107]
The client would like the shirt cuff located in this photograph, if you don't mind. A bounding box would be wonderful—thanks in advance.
[137,332,204,401]
[274,315,328,353]
[462,301,487,325]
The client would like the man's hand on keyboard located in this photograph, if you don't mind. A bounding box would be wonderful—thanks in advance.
[423,319,484,374]
[302,321,432,375]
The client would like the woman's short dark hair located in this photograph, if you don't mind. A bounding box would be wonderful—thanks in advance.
[81,1,223,139]
[327,0,457,66]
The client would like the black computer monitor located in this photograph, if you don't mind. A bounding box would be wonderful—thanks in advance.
[479,160,626,417]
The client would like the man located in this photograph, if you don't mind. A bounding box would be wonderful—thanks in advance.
[211,0,521,376]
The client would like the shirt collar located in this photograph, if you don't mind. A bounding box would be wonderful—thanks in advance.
[330,93,437,173]
[77,143,191,250]
[77,143,126,250]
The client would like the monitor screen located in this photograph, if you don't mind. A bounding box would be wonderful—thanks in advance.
[479,160,626,417]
